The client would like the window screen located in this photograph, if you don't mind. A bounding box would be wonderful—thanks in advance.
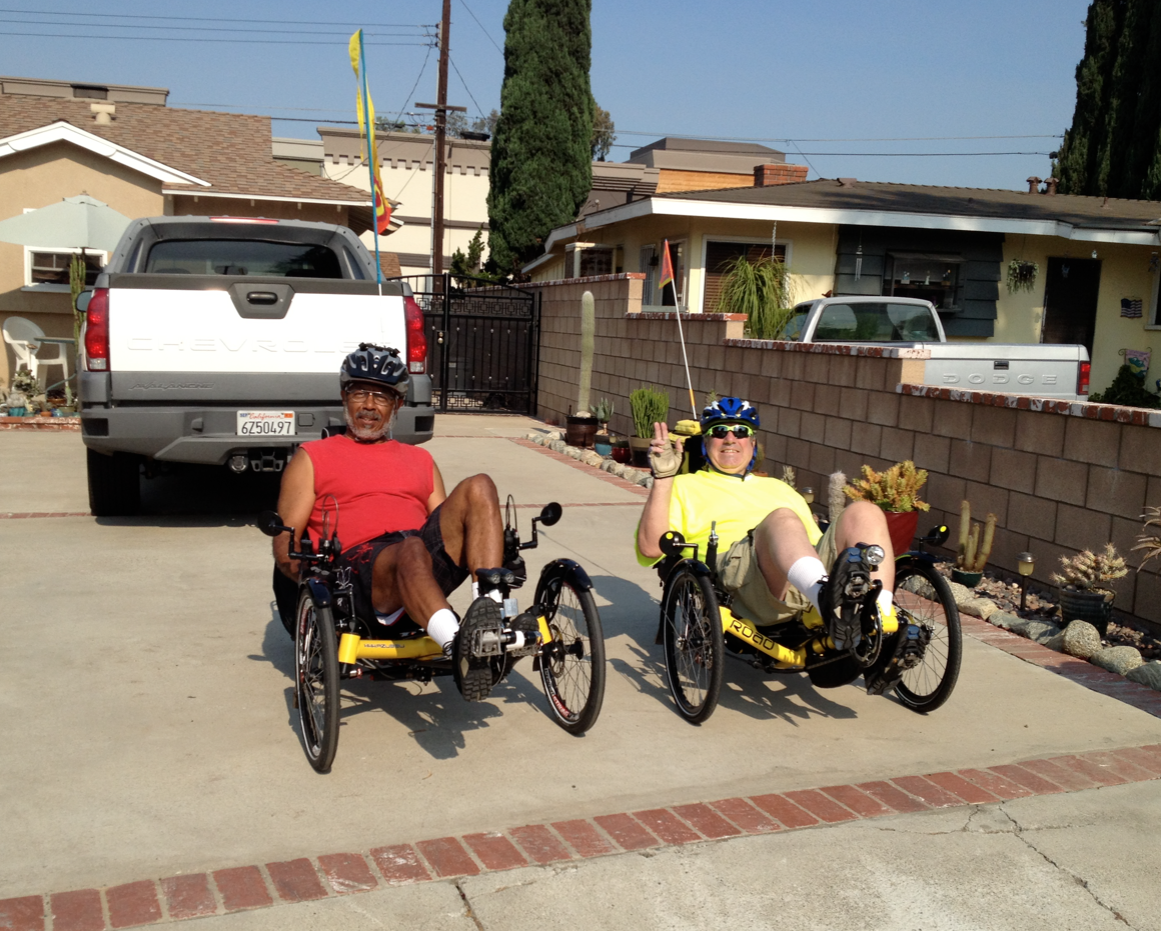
[144,240,344,278]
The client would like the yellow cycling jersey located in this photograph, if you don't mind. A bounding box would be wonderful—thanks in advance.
[636,468,821,567]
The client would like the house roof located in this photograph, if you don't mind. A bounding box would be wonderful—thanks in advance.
[535,177,1161,265]
[0,95,370,205]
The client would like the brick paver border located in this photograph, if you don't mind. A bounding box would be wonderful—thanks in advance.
[3,745,1157,930]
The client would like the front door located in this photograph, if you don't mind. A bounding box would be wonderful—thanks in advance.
[1042,257,1101,354]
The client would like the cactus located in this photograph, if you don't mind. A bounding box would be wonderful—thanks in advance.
[1051,543,1127,594]
[1134,505,1161,571]
[781,465,796,489]
[629,385,668,438]
[576,290,595,415]
[592,397,613,425]
[844,461,930,513]
[828,471,848,523]
[955,500,996,572]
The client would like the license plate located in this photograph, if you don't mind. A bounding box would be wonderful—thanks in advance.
[236,411,296,436]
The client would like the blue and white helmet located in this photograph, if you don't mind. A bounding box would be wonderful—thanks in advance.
[339,343,409,397]
[700,397,760,472]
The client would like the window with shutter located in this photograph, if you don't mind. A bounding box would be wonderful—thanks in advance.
[703,240,786,313]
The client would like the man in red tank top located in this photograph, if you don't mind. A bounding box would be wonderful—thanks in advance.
[272,345,517,701]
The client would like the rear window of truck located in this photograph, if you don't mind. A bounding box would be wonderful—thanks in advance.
[143,240,345,278]
[813,301,939,341]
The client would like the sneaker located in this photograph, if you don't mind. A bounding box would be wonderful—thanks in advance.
[454,596,504,701]
[865,623,930,695]
[820,547,873,652]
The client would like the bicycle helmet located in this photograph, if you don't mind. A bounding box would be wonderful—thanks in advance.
[700,397,760,473]
[339,343,409,397]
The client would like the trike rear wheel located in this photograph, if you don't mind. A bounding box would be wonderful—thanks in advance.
[892,559,962,713]
[661,564,724,724]
[536,570,606,734]
[295,588,340,772]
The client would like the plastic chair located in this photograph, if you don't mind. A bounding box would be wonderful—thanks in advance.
[3,316,71,390]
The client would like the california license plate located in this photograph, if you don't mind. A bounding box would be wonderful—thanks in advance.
[236,411,296,436]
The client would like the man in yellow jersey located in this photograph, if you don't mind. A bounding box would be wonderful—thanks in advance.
[636,397,897,663]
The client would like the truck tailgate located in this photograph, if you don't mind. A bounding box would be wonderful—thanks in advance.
[921,343,1088,399]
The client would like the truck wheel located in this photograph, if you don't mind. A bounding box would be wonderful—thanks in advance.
[87,448,141,516]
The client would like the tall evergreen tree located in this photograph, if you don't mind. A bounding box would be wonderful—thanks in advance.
[487,0,594,272]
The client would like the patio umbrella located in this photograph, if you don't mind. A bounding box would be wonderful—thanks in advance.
[0,194,131,252]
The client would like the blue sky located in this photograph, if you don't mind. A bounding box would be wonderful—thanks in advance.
[1,0,1091,190]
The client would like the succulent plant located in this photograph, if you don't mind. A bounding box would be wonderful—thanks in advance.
[1050,543,1127,594]
[844,461,930,513]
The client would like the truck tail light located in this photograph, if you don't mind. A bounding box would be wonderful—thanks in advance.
[1078,361,1091,397]
[84,287,110,371]
[404,295,427,374]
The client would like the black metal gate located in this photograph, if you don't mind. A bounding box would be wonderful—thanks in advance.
[392,273,540,414]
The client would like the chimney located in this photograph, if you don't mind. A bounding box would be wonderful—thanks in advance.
[753,163,809,186]
[91,102,115,124]
[1026,176,1041,194]
[1044,177,1058,195]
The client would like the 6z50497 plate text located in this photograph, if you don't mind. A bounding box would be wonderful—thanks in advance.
[237,411,296,436]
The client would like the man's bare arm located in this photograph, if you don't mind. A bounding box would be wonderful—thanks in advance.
[427,461,448,514]
[636,421,677,559]
[273,449,316,580]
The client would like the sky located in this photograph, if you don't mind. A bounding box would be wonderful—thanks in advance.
[0,0,1092,191]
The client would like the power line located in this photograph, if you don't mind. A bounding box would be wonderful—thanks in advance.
[458,0,503,55]
[612,131,1064,143]
[1,16,429,37]
[0,31,430,46]
[0,7,430,28]
[448,55,484,117]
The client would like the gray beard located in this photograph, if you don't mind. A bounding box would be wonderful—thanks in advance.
[345,408,391,443]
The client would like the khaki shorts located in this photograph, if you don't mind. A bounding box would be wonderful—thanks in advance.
[717,520,840,626]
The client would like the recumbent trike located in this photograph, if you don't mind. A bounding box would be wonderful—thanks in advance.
[653,522,961,724]
[260,497,606,772]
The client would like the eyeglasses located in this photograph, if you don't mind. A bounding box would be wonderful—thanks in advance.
[707,424,754,440]
[345,387,396,406]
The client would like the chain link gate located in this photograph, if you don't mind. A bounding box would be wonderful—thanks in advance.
[391,274,540,414]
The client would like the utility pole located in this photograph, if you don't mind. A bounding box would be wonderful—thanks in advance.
[417,0,464,281]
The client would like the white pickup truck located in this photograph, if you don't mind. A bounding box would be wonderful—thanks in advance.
[77,216,432,516]
[781,296,1091,400]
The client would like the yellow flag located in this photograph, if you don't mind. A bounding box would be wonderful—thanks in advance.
[348,29,362,78]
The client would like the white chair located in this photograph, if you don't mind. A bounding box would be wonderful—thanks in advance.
[3,316,71,391]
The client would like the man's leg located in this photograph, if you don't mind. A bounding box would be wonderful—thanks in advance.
[437,473,504,587]
[750,507,821,602]
[831,500,895,593]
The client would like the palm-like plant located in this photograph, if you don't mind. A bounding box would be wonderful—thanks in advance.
[716,255,792,339]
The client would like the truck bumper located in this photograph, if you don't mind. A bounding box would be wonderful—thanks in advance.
[81,401,435,465]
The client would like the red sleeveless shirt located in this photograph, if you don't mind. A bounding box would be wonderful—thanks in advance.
[302,435,434,549]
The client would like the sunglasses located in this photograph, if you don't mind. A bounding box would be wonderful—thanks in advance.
[707,424,754,439]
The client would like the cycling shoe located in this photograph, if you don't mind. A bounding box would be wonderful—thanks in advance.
[455,596,504,701]
[865,623,930,695]
[821,546,873,652]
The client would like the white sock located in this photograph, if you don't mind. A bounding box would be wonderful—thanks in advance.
[877,589,895,617]
[787,556,828,614]
[470,580,503,603]
[427,608,459,650]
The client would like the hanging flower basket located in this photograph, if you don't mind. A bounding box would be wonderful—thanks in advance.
[1006,260,1039,294]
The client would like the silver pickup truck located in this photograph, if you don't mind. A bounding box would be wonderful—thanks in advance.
[77,216,433,516]
[781,296,1091,400]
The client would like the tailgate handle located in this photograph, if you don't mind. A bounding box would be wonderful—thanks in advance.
[993,361,1010,370]
[247,291,279,305]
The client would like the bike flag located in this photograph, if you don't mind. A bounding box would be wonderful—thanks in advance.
[658,239,674,290]
[348,29,392,236]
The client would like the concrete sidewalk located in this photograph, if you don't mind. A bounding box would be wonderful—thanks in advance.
[1,415,1159,930]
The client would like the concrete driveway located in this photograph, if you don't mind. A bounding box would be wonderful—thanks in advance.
[1,417,1159,930]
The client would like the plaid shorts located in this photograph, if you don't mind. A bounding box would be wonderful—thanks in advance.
[336,504,469,627]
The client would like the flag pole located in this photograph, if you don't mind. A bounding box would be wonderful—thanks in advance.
[356,33,383,294]
[661,243,698,419]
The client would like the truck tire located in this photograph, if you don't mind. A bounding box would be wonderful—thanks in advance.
[87,448,141,516]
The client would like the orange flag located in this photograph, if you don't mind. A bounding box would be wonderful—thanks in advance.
[658,239,674,289]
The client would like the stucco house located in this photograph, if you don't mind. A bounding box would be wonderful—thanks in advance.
[524,173,1161,395]
[0,75,376,391]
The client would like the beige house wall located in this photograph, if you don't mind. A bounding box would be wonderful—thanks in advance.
[526,272,1161,627]
[0,143,162,388]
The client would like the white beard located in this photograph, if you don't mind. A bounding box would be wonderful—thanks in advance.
[345,408,391,443]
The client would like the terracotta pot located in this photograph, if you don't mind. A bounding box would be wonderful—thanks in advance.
[882,509,920,557]
[1058,587,1113,638]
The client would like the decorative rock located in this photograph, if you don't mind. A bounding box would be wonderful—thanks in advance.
[549,439,567,453]
[947,581,975,604]
[1061,619,1103,660]
[959,597,998,620]
[580,451,604,467]
[1026,621,1062,646]
[1091,645,1145,675]
[1041,631,1065,652]
[1126,661,1161,691]
[989,611,1019,630]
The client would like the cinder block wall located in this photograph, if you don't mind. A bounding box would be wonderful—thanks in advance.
[526,274,1161,624]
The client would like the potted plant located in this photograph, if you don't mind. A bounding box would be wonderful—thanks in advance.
[565,291,599,448]
[592,398,614,455]
[844,460,930,556]
[952,500,995,588]
[1006,259,1039,294]
[629,386,668,466]
[1050,544,1126,638]
[5,369,37,417]
[716,253,794,339]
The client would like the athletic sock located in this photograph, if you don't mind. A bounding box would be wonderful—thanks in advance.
[470,580,504,603]
[426,608,459,653]
[877,589,895,616]
[787,555,828,614]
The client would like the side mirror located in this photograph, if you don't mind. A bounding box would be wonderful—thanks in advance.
[257,510,293,537]
[537,502,563,527]
[659,530,686,558]
[75,290,92,313]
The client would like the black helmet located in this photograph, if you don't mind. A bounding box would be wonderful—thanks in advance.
[340,343,409,397]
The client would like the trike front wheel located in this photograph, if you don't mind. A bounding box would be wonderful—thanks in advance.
[536,569,606,734]
[661,563,724,724]
[295,588,340,772]
[892,558,962,713]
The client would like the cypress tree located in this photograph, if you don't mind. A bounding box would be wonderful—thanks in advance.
[1097,0,1149,197]
[1057,0,1123,195]
[487,0,594,273]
